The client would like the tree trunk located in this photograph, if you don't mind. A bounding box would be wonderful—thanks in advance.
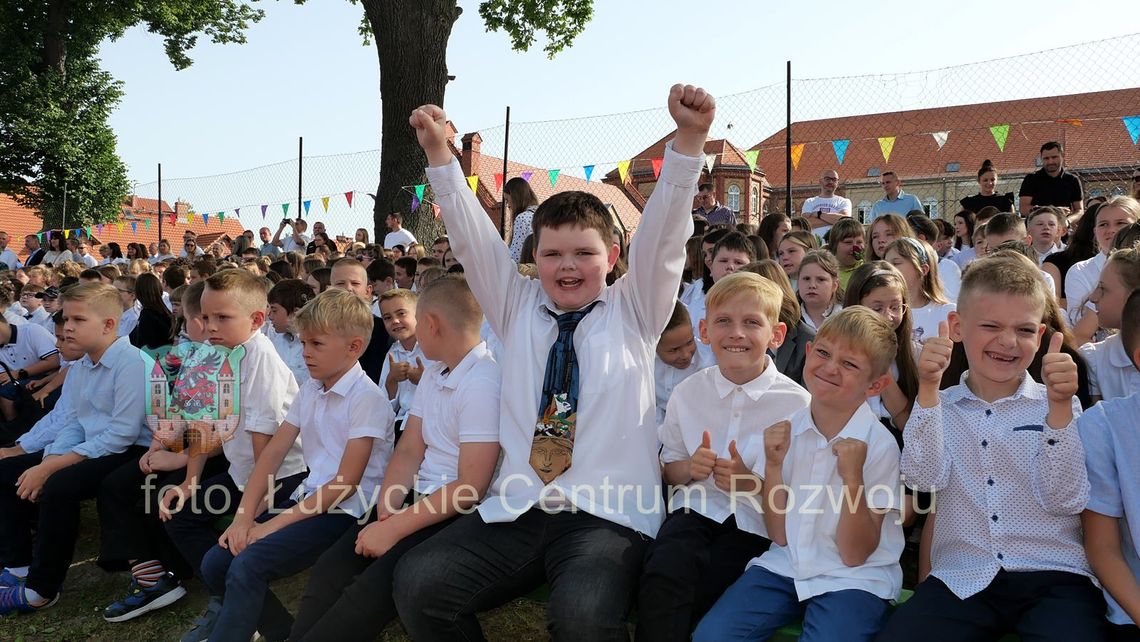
[363,0,461,246]
[40,0,70,76]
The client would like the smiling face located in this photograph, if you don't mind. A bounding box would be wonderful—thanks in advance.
[1095,205,1137,254]
[656,323,698,370]
[699,291,785,380]
[951,290,1045,398]
[978,169,998,195]
[534,223,617,311]
[803,336,886,408]
[861,284,907,331]
[777,239,807,277]
[798,262,838,309]
[379,296,417,345]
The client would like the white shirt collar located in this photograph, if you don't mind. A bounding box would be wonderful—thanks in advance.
[711,358,778,401]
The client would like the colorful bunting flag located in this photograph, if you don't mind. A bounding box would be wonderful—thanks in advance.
[235,208,241,218]
[412,195,420,211]
[143,220,149,230]
[202,213,209,225]
[345,191,354,208]
[931,131,950,150]
[1124,116,1140,145]
[218,211,225,223]
[743,150,759,172]
[321,197,329,212]
[704,154,716,174]
[989,124,1010,152]
[432,203,441,219]
[466,176,479,195]
[261,204,268,219]
[520,171,534,183]
[97,224,103,234]
[831,139,850,165]
[1056,119,1083,127]
[548,169,560,187]
[414,184,426,202]
[170,213,176,225]
[117,222,124,232]
[131,222,137,234]
[494,173,504,193]
[282,203,290,216]
[617,160,631,183]
[37,233,43,243]
[303,200,311,216]
[651,157,663,179]
[583,165,595,182]
[790,144,805,171]
[63,229,69,239]
[878,137,896,163]
[85,226,92,237]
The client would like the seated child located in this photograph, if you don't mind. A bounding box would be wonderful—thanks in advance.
[1027,206,1065,264]
[1081,247,1140,402]
[378,289,435,432]
[638,273,810,641]
[0,283,151,614]
[267,278,316,385]
[34,286,62,333]
[391,84,715,639]
[334,258,392,383]
[827,217,866,290]
[986,212,1058,298]
[114,275,141,337]
[0,312,60,423]
[884,237,955,341]
[290,276,500,641]
[906,213,961,301]
[879,255,1106,641]
[797,250,843,333]
[654,301,704,426]
[740,259,814,387]
[19,284,51,326]
[1080,289,1140,638]
[693,306,904,642]
[195,288,394,642]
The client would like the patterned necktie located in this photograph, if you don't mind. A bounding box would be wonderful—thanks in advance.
[530,301,599,484]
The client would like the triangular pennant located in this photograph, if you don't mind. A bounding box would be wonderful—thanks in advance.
[548,169,560,187]
[414,184,426,201]
[583,165,595,182]
[831,139,850,165]
[432,203,441,219]
[282,203,290,216]
[521,171,534,182]
[1123,115,1140,145]
[235,208,240,218]
[143,220,149,230]
[743,150,759,172]
[466,175,479,195]
[344,191,354,208]
[989,124,1010,152]
[36,233,43,243]
[931,131,949,150]
[494,173,504,193]
[218,211,225,223]
[170,213,176,225]
[651,157,663,179]
[617,160,631,183]
[260,204,268,219]
[303,200,311,215]
[117,223,124,232]
[790,144,805,171]
[320,197,329,212]
[878,136,896,163]
[86,225,93,236]
[704,154,716,174]
[63,229,69,239]
[97,224,103,234]
[1056,118,1083,127]
[412,195,420,211]
[131,222,137,234]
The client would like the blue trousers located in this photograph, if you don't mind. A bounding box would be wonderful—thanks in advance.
[693,566,889,642]
[199,499,357,642]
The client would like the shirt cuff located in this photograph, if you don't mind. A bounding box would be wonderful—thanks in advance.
[658,142,705,188]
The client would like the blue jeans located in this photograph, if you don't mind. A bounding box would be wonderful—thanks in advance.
[199,499,357,642]
[693,566,889,642]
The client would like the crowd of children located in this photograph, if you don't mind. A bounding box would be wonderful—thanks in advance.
[0,83,1137,642]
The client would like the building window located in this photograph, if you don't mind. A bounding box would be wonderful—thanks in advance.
[858,200,872,224]
[946,162,961,173]
[727,185,741,212]
[924,198,938,218]
[751,185,760,215]
[867,167,881,177]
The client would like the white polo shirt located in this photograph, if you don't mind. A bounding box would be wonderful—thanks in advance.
[1,323,59,374]
[410,341,501,495]
[659,362,810,535]
[653,351,707,427]
[379,340,434,423]
[225,332,306,489]
[285,362,394,518]
[751,404,904,601]
[1081,334,1140,401]
[266,325,309,386]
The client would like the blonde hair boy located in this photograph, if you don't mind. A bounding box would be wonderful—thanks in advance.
[294,288,373,349]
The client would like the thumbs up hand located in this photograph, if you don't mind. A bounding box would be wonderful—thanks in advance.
[917,321,954,388]
[407,357,426,385]
[690,430,717,481]
[1041,332,1078,422]
[713,439,756,494]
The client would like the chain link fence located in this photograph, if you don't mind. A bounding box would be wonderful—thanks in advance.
[132,33,1140,244]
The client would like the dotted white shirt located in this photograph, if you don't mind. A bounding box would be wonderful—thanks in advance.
[901,372,1092,599]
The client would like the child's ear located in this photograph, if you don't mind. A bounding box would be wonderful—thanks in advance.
[250,309,266,329]
[349,335,365,356]
[606,242,620,270]
[865,372,893,398]
[769,321,787,349]
[698,318,710,345]
[947,311,963,342]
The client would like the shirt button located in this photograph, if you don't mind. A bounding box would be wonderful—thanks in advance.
[736,386,742,392]
[981,440,988,448]
[1047,438,1057,446]
[985,409,992,417]
[992,514,999,522]
[987,478,994,486]
[997,553,1004,560]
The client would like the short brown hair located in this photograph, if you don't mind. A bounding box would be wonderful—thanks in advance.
[417,275,483,335]
[182,281,207,317]
[958,255,1046,318]
[531,191,613,248]
[61,282,123,321]
[204,269,268,315]
[664,301,692,333]
[268,279,316,314]
[815,306,897,378]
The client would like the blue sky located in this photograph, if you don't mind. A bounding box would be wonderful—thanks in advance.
[97,1,1139,232]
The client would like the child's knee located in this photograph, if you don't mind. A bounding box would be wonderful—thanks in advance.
[392,550,438,602]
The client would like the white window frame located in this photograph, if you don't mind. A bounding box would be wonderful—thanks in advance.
[727,185,741,213]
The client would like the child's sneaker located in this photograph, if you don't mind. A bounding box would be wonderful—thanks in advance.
[180,596,222,642]
[0,569,25,588]
[0,585,58,615]
[102,573,187,622]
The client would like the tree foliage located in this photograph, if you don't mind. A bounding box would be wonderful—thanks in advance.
[0,1,263,226]
[478,0,594,59]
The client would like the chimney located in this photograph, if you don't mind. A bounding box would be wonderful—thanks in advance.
[460,131,482,178]
[175,200,189,217]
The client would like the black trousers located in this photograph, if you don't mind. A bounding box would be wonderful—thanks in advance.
[635,511,771,642]
[289,513,456,642]
[876,570,1109,642]
[0,446,144,599]
[393,508,648,642]
[96,452,230,580]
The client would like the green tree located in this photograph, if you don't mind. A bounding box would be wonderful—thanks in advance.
[354,0,594,243]
[0,1,263,227]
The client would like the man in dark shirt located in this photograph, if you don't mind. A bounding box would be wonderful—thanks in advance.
[1018,141,1083,224]
[692,183,736,227]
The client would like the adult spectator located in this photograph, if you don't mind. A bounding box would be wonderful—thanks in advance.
[305,221,329,254]
[273,218,310,253]
[354,228,370,245]
[22,234,45,267]
[0,232,21,270]
[503,177,540,262]
[72,239,98,268]
[692,183,735,227]
[959,159,1015,214]
[431,236,449,261]
[383,212,417,249]
[179,230,206,257]
[149,239,176,264]
[42,233,72,266]
[867,171,923,223]
[1018,141,1083,223]
[258,226,281,257]
[800,169,852,238]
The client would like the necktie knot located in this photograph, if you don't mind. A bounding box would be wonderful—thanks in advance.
[548,302,598,336]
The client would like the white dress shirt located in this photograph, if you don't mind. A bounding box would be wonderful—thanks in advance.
[1065,252,1107,325]
[379,341,433,423]
[679,281,714,366]
[910,301,956,343]
[410,342,501,494]
[1081,334,1140,401]
[118,301,141,337]
[266,325,310,386]
[901,373,1092,599]
[653,352,706,426]
[750,404,904,601]
[427,142,701,537]
[0,248,22,270]
[658,362,810,534]
[75,253,98,268]
[285,362,394,518]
